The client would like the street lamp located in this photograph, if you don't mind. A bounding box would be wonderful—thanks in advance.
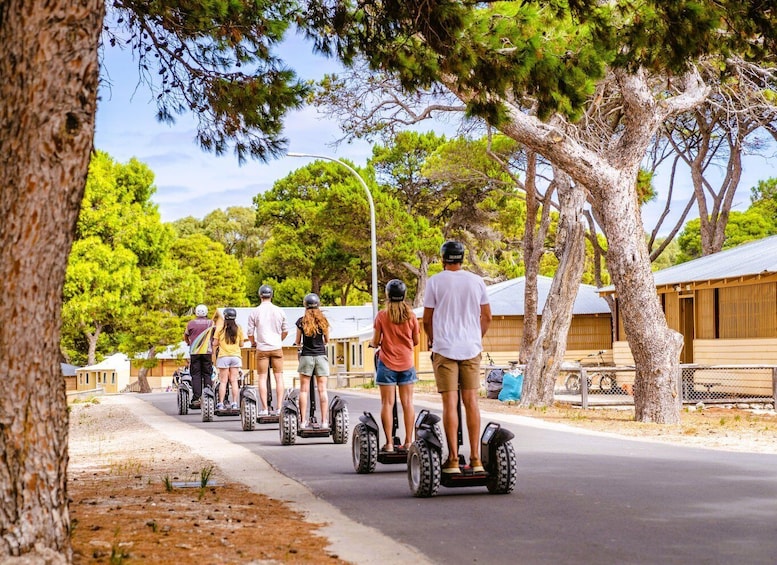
[287,152,379,320]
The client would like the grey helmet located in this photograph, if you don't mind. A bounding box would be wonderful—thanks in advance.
[441,240,465,264]
[223,307,237,320]
[303,293,320,309]
[259,284,273,298]
[194,304,208,317]
[386,279,407,302]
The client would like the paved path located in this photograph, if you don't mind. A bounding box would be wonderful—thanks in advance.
[136,391,777,564]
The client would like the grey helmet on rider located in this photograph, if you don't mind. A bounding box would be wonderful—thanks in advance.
[223,307,237,320]
[259,284,273,298]
[303,293,320,309]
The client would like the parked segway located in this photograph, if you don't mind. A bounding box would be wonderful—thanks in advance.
[279,374,349,445]
[352,350,407,473]
[407,392,517,497]
[240,367,280,431]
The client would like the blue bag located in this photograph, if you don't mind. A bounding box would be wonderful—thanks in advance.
[498,370,524,403]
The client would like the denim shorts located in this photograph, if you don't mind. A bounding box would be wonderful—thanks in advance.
[297,355,330,377]
[216,356,242,369]
[375,358,417,386]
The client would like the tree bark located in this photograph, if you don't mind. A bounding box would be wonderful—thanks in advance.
[521,172,587,406]
[138,348,155,394]
[0,1,104,561]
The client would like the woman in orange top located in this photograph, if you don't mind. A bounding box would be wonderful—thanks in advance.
[370,279,419,452]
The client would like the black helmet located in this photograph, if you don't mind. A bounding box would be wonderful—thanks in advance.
[303,293,320,309]
[259,284,273,298]
[223,307,237,320]
[441,240,465,263]
[386,279,407,302]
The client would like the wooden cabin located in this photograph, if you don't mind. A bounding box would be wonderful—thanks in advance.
[76,353,131,394]
[415,275,613,375]
[600,236,777,397]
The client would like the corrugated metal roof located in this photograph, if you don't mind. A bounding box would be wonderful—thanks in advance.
[413,275,611,317]
[486,275,611,315]
[650,235,777,287]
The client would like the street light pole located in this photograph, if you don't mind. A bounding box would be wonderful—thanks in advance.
[287,152,379,320]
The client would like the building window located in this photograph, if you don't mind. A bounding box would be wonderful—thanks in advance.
[350,343,364,367]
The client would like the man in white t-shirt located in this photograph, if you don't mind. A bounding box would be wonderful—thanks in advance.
[246,285,288,415]
[423,241,492,475]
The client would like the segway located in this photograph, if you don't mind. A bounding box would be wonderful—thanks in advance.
[201,371,242,422]
[176,370,194,415]
[239,367,280,431]
[352,350,408,472]
[407,392,517,497]
[352,389,408,473]
[278,368,349,445]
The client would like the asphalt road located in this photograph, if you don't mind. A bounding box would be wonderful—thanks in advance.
[141,390,777,565]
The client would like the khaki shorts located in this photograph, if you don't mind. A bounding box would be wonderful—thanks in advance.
[255,348,284,374]
[432,352,482,392]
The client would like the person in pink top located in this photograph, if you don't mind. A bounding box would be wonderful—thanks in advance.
[370,279,419,452]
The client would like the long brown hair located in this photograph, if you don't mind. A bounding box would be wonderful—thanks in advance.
[386,301,413,325]
[301,308,329,336]
[223,319,238,344]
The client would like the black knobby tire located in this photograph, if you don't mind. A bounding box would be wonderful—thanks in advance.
[352,423,377,474]
[486,441,517,494]
[202,395,214,423]
[279,410,297,445]
[332,407,349,444]
[241,399,257,431]
[598,372,617,393]
[407,441,441,498]
[177,389,188,415]
[564,374,581,394]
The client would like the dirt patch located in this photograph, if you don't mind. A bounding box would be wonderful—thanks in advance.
[68,399,349,564]
[68,390,777,563]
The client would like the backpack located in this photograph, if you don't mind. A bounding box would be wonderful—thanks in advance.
[486,367,504,399]
[498,368,524,403]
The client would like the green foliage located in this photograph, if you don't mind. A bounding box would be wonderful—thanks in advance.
[109,0,309,162]
[677,210,777,262]
[169,234,248,308]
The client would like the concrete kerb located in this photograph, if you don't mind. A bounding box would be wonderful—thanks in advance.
[115,394,433,565]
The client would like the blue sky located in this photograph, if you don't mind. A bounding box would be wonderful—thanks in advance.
[94,33,776,233]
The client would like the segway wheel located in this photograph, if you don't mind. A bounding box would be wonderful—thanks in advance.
[279,410,297,445]
[486,441,517,495]
[202,395,214,423]
[407,441,440,498]
[352,423,377,474]
[564,374,581,395]
[177,388,188,416]
[331,406,349,445]
[241,399,257,431]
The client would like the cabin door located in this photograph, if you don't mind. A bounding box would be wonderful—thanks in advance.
[679,295,695,363]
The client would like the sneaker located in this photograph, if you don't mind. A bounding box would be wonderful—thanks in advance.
[300,420,309,429]
[230,402,238,410]
[258,409,269,416]
[321,420,329,429]
[216,402,224,410]
[442,458,462,474]
[381,444,395,453]
[470,457,485,474]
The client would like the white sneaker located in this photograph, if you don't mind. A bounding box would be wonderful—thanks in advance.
[258,409,269,416]
[230,402,238,410]
[216,402,224,410]
[321,420,329,429]
[300,421,309,429]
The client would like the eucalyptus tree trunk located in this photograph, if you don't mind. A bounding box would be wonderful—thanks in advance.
[0,1,103,561]
[138,347,156,394]
[521,172,587,406]
[519,152,540,362]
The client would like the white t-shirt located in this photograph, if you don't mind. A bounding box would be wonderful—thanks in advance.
[423,269,489,360]
[246,302,288,351]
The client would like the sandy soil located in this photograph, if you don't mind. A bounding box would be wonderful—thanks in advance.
[67,391,777,563]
